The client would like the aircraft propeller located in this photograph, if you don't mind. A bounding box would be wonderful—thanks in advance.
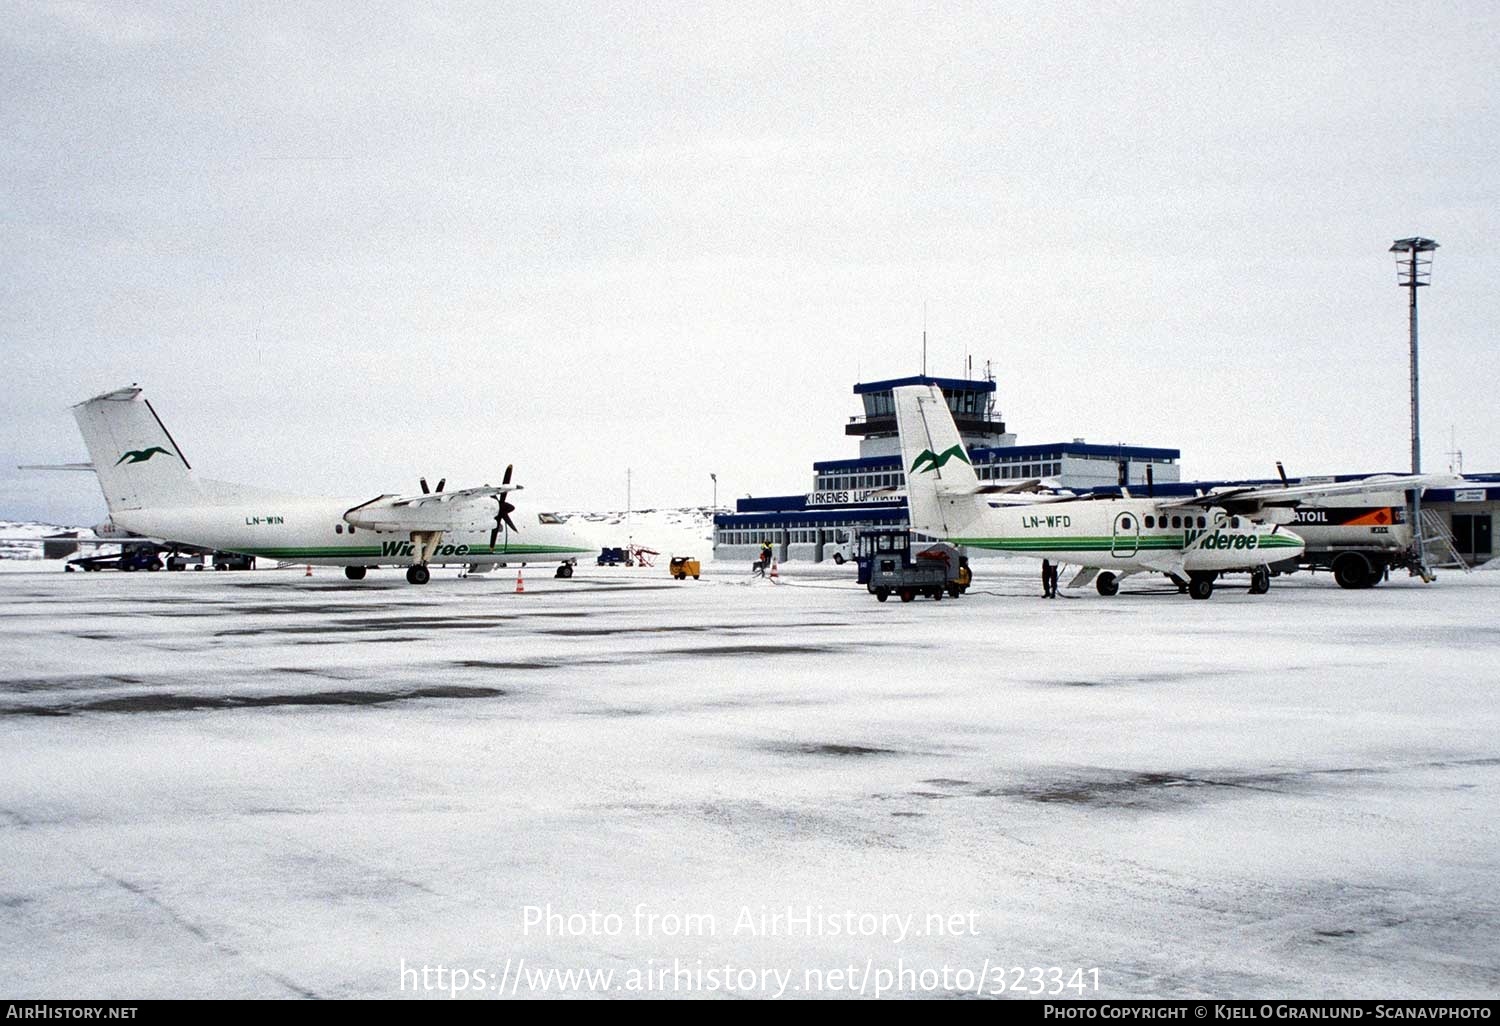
[419,477,447,494]
[490,464,517,549]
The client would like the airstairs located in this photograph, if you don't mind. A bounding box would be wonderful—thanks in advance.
[1419,509,1470,572]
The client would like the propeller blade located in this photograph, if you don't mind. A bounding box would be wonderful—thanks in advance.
[491,488,519,548]
[484,466,520,549]
[420,477,430,494]
[436,478,445,493]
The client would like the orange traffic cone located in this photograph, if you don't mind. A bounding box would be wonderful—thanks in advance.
[305,565,313,577]
[770,559,779,581]
[515,568,525,594]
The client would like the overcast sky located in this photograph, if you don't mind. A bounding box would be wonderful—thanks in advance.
[3,1,1496,524]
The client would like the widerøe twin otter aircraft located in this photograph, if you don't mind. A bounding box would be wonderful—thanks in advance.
[72,387,593,584]
[893,384,1442,599]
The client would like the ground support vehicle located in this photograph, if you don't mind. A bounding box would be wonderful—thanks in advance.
[856,530,970,603]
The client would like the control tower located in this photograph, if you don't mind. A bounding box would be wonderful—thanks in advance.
[846,373,1015,459]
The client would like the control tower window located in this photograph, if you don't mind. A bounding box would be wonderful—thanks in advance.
[947,391,981,416]
[863,391,894,418]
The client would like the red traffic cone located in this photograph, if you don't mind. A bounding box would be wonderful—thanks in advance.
[515,568,525,594]
[305,565,313,577]
[770,559,779,580]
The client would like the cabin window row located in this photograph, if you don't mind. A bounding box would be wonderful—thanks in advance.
[1140,515,1208,529]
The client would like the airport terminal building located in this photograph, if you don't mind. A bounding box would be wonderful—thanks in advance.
[712,372,1498,568]
[713,373,1183,564]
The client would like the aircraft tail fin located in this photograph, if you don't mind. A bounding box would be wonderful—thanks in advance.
[72,387,203,513]
[893,384,984,538]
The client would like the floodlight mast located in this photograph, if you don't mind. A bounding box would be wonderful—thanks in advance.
[1389,236,1438,580]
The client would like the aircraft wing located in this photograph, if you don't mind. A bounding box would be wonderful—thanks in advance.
[344,484,524,534]
[380,483,524,508]
[1156,473,1464,512]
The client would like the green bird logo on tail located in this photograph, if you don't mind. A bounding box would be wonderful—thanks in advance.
[115,446,170,465]
[909,444,970,475]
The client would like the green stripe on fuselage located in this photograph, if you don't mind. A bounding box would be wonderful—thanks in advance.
[239,544,586,559]
[955,533,1300,553]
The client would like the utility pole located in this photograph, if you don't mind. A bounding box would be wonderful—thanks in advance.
[1389,236,1438,580]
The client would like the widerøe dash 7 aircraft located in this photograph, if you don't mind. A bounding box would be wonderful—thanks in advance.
[71,387,593,584]
[893,384,1443,599]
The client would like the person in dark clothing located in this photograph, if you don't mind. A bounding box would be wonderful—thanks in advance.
[1041,559,1059,598]
[755,540,773,577]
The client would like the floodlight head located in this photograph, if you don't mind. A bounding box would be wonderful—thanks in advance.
[1390,237,1438,287]
[1389,237,1439,254]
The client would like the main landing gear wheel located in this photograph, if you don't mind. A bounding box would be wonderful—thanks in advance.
[1096,572,1119,597]
[1248,567,1270,595]
[405,564,431,585]
[1189,574,1215,600]
[344,566,367,581]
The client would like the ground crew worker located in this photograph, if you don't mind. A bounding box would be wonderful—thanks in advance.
[1041,558,1058,598]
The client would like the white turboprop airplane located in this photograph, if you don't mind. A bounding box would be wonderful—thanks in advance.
[68,386,595,584]
[892,384,1448,599]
